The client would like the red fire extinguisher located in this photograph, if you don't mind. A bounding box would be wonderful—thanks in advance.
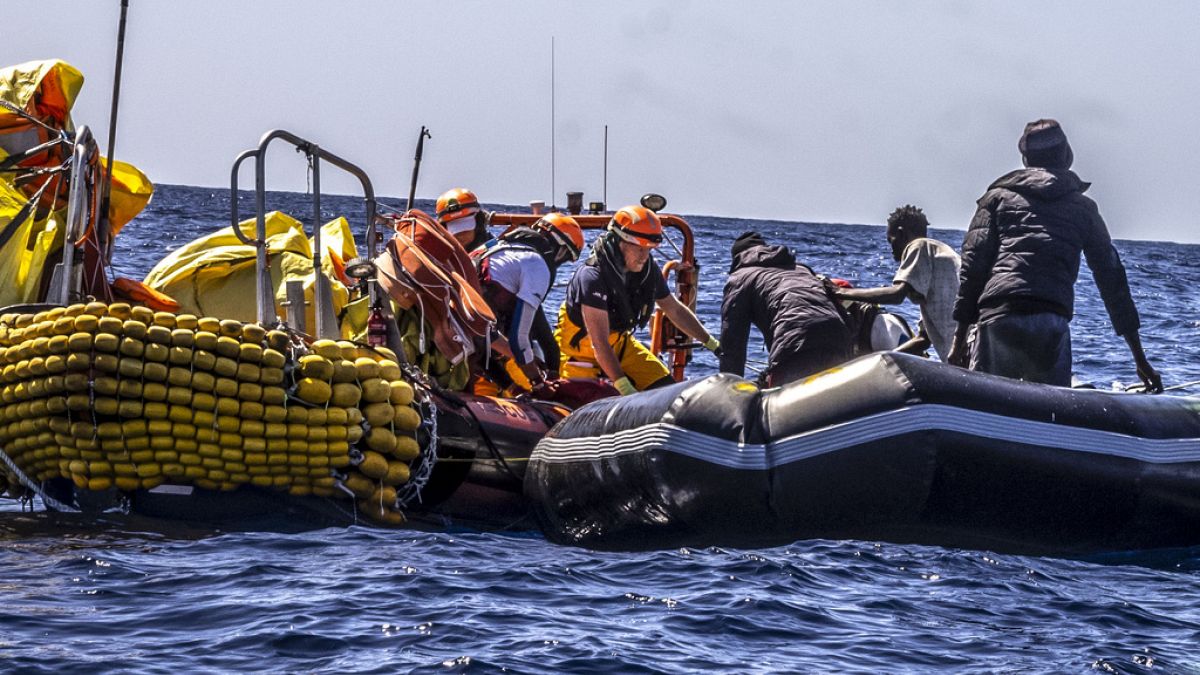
[367,305,388,347]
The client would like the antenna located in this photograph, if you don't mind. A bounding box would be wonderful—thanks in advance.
[100,0,131,266]
[550,36,556,210]
[406,125,431,211]
[603,124,608,209]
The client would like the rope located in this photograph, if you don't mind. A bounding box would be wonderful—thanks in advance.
[456,393,523,484]
[375,200,409,217]
[0,174,56,250]
[658,227,684,260]
[0,443,81,513]
[1126,379,1200,394]
[0,136,70,172]
[0,99,65,134]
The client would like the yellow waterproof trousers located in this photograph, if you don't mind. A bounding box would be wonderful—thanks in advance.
[554,304,669,391]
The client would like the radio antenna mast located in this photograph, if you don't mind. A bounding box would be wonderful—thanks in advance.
[603,124,608,209]
[99,0,131,269]
[550,36,556,210]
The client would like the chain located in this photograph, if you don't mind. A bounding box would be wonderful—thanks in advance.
[394,364,438,509]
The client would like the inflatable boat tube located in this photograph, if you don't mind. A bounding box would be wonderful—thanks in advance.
[526,353,1200,555]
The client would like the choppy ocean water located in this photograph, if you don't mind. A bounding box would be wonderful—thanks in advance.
[3,184,1200,672]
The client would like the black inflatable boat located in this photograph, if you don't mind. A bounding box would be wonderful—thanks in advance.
[526,353,1200,555]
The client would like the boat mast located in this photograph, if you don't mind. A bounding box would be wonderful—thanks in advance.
[100,0,130,262]
[406,125,431,211]
[550,36,556,210]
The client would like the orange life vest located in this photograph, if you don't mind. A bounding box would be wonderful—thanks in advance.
[374,209,495,365]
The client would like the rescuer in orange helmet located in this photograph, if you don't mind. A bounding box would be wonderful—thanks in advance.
[435,187,491,252]
[473,212,585,392]
[555,205,720,395]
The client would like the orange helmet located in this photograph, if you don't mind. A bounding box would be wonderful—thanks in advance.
[533,212,584,262]
[609,205,662,248]
[436,188,480,231]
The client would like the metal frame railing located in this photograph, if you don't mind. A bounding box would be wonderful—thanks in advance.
[230,129,378,334]
[59,125,97,305]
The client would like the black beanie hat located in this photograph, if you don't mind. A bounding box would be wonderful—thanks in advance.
[731,231,768,257]
[1019,118,1074,169]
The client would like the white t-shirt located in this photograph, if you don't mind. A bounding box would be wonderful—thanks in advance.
[484,246,552,307]
[893,238,961,361]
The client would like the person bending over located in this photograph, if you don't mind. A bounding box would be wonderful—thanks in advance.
[436,188,492,253]
[556,206,719,395]
[473,212,583,393]
[719,231,851,387]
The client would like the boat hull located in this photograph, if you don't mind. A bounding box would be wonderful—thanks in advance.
[526,353,1200,555]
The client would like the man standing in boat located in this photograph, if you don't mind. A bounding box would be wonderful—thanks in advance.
[947,119,1162,392]
[718,232,852,386]
[473,212,584,393]
[556,206,720,395]
[436,188,493,252]
[835,205,961,361]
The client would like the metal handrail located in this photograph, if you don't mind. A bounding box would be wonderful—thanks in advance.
[229,148,261,246]
[650,214,698,381]
[60,125,96,305]
[230,129,379,331]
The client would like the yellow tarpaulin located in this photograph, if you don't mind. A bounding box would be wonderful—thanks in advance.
[143,212,357,329]
[1,59,154,306]
[0,177,64,307]
[99,157,153,236]
[311,215,355,287]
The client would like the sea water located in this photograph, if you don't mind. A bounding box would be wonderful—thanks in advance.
[2,184,1199,672]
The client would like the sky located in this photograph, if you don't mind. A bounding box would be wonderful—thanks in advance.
[6,1,1199,243]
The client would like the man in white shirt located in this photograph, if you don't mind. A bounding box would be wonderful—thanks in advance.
[475,213,584,391]
[836,204,960,361]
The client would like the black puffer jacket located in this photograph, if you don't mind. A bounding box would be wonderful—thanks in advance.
[719,244,849,377]
[953,168,1140,336]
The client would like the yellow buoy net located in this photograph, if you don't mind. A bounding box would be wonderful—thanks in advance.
[0,303,427,526]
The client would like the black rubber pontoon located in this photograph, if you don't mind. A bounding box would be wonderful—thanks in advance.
[526,353,1200,555]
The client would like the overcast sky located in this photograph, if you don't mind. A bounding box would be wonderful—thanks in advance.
[7,1,1199,242]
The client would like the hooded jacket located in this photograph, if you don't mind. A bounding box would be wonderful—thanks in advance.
[953,168,1140,336]
[718,244,849,378]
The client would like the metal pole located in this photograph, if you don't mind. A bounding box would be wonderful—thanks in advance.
[229,149,258,243]
[311,149,322,277]
[99,0,130,262]
[247,129,381,324]
[284,280,307,335]
[253,145,273,325]
[60,126,94,305]
[551,36,556,210]
[406,126,431,211]
[603,124,608,210]
[311,149,337,339]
